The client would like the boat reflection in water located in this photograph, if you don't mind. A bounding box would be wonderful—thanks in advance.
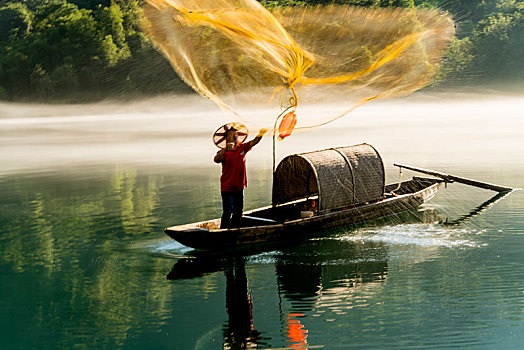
[167,239,393,349]
[276,240,388,312]
[166,207,446,348]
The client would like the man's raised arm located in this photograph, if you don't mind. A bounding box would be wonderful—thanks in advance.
[248,129,267,148]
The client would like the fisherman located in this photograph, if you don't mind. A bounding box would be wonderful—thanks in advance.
[214,127,267,229]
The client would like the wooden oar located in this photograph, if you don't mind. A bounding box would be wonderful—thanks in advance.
[393,163,513,192]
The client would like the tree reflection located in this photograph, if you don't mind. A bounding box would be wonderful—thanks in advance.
[0,167,222,347]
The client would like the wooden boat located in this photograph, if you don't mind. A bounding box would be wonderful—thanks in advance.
[165,176,443,250]
[165,143,512,250]
[165,143,447,250]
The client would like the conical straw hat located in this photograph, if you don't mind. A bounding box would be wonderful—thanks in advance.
[213,122,249,149]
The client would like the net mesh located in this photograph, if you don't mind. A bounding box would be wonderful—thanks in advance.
[142,1,454,129]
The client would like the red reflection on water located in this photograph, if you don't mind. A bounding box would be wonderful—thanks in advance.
[287,312,308,349]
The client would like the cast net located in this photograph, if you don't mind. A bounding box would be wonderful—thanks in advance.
[142,0,454,130]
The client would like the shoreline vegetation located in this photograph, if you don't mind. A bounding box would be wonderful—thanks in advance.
[1,0,523,103]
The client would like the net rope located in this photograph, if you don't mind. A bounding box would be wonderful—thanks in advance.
[142,0,455,130]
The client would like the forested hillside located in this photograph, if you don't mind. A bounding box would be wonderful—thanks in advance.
[1,0,522,102]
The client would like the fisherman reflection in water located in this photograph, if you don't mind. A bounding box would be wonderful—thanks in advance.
[166,257,261,348]
[223,258,261,348]
[214,126,267,229]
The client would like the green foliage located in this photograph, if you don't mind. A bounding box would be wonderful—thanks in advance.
[30,64,55,98]
[68,0,111,10]
[0,2,32,41]
[434,37,475,85]
[0,84,7,99]
[379,0,414,7]
[95,2,130,65]
[32,2,101,68]
[261,0,414,7]
[472,8,524,80]
[0,0,189,101]
[0,0,523,102]
[51,60,80,93]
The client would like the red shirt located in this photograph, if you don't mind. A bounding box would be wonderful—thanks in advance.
[218,142,251,192]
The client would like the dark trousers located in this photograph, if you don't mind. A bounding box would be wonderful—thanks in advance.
[221,190,244,229]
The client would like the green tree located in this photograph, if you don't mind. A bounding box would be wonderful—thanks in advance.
[1,0,523,101]
[30,1,102,70]
[472,9,524,80]
[434,37,475,85]
[68,0,111,10]
[379,0,414,7]
[95,1,130,66]
[50,57,79,94]
[0,84,7,98]
[0,2,32,41]
[113,0,141,33]
[0,1,103,99]
[30,64,55,98]
[261,0,415,7]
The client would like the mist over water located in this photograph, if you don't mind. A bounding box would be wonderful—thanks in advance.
[1,90,524,174]
[1,90,524,349]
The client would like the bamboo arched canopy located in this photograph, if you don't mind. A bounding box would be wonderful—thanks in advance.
[272,144,385,212]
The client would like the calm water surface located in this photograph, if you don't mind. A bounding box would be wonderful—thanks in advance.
[1,93,523,349]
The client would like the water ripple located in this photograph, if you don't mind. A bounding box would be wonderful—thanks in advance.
[337,223,484,248]
[130,238,192,257]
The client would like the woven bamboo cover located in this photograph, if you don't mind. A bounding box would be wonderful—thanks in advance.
[336,144,385,203]
[301,149,354,211]
[273,143,384,211]
[273,155,318,206]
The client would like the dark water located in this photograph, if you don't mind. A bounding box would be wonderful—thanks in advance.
[1,95,524,349]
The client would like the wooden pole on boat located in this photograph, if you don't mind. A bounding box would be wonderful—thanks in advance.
[272,106,294,174]
[393,163,513,192]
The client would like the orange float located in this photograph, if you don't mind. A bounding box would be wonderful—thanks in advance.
[278,111,297,139]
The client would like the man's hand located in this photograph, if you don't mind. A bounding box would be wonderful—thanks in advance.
[257,129,268,137]
[248,129,267,148]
